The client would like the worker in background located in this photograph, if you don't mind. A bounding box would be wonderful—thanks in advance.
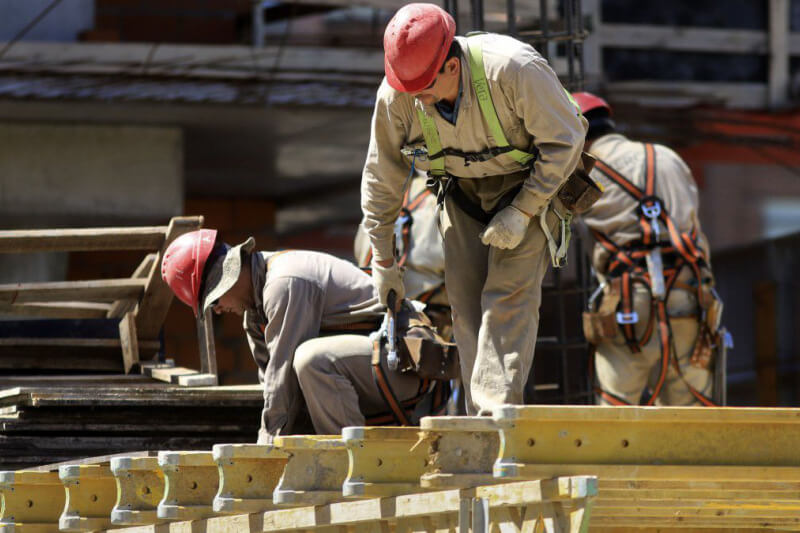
[161,230,445,443]
[361,3,587,414]
[576,91,723,406]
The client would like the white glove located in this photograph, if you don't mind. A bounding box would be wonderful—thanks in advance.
[371,261,405,306]
[479,205,531,249]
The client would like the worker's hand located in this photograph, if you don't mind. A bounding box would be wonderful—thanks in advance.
[372,260,405,306]
[479,205,531,249]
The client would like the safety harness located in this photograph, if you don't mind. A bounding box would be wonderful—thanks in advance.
[413,35,577,267]
[587,143,719,406]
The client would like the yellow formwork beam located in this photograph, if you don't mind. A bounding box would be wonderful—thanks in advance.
[109,456,165,526]
[0,470,64,533]
[341,426,428,498]
[157,451,218,521]
[418,415,500,489]
[492,405,800,478]
[212,443,288,514]
[271,436,347,506]
[58,464,115,532]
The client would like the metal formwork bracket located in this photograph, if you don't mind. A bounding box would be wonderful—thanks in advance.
[342,426,428,498]
[157,451,219,521]
[0,470,65,532]
[272,436,348,506]
[492,405,800,480]
[212,443,289,514]
[110,456,165,526]
[58,464,115,532]
[419,416,500,490]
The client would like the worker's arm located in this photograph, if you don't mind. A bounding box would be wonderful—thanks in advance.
[508,58,588,217]
[244,311,269,381]
[361,82,413,263]
[259,276,324,436]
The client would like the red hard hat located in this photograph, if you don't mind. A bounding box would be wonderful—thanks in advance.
[383,3,456,93]
[161,229,217,316]
[572,91,612,115]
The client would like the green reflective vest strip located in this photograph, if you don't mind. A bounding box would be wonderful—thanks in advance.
[416,108,446,176]
[414,37,581,176]
[466,38,535,166]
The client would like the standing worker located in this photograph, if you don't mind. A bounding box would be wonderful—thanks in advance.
[576,92,723,406]
[361,3,588,414]
[161,230,447,442]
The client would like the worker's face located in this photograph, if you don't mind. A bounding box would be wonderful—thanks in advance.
[411,57,460,106]
[211,266,253,317]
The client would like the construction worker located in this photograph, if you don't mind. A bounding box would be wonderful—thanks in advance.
[361,3,587,414]
[575,91,722,406]
[161,230,443,443]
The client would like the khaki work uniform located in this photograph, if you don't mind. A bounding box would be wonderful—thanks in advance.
[583,133,714,405]
[361,33,587,414]
[243,250,422,442]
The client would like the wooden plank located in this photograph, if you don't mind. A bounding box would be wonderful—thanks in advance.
[142,364,216,386]
[0,278,145,303]
[119,311,140,374]
[134,216,204,339]
[108,253,157,319]
[0,300,111,319]
[0,226,168,253]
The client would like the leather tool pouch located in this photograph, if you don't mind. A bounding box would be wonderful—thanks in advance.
[395,306,460,380]
[582,278,622,344]
[558,152,604,214]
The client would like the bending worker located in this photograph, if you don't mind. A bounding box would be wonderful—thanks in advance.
[161,230,443,442]
[576,91,723,406]
[361,3,587,414]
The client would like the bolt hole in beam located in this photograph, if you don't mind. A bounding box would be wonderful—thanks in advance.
[621,439,629,448]
[575,439,582,447]
[527,438,535,447]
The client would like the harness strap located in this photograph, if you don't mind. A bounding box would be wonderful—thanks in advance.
[371,339,411,425]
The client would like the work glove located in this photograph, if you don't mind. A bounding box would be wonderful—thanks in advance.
[371,260,405,307]
[479,205,531,250]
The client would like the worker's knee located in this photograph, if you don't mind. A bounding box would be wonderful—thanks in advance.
[293,338,332,379]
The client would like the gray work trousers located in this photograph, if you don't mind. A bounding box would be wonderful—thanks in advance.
[258,334,423,442]
[440,175,558,414]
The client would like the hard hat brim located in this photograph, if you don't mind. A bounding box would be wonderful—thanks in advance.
[200,236,256,315]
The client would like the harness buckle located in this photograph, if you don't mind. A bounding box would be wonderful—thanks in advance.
[616,311,639,325]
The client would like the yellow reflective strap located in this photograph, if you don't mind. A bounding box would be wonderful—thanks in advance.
[416,107,447,176]
[564,88,581,115]
[466,37,535,166]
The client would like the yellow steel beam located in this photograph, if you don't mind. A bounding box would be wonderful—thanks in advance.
[341,426,428,498]
[58,464,115,532]
[212,443,289,514]
[110,456,165,526]
[272,436,348,506]
[492,405,800,479]
[418,415,500,489]
[157,451,219,521]
[0,470,64,532]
